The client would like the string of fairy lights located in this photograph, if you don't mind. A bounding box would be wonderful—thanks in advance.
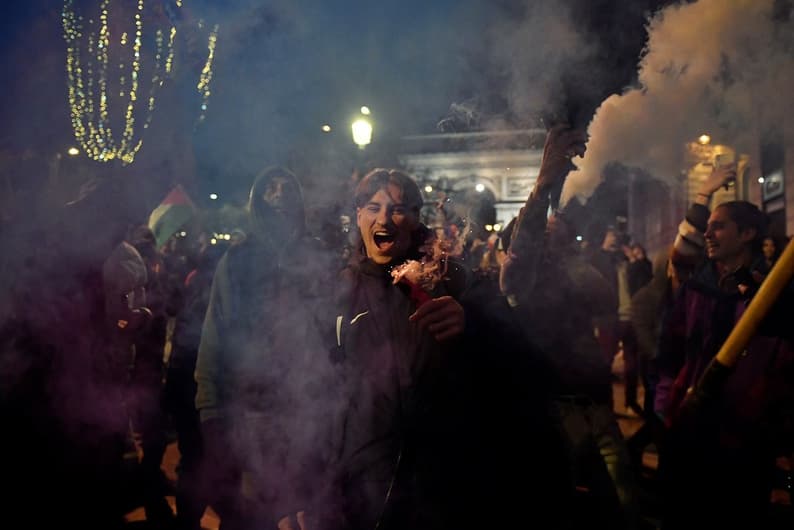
[196,23,219,124]
[62,0,219,165]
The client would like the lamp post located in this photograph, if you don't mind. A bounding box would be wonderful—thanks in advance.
[350,109,373,181]
[352,118,372,149]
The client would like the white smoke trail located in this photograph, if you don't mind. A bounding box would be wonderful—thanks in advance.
[563,0,794,204]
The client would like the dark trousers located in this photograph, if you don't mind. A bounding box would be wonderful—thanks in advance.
[618,320,640,408]
[127,377,174,524]
[597,318,640,409]
[164,357,208,530]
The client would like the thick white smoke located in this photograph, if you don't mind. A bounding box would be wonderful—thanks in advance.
[563,0,794,204]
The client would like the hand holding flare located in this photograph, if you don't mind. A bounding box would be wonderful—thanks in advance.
[391,260,464,342]
[536,124,588,196]
[409,295,464,342]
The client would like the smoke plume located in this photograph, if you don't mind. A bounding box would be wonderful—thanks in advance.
[563,0,794,204]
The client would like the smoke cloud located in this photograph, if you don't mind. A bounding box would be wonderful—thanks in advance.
[563,0,794,204]
[488,1,590,126]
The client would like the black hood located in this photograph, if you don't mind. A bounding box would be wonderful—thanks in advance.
[246,166,306,250]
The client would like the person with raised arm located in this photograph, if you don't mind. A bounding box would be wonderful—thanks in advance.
[500,125,640,530]
[655,162,794,530]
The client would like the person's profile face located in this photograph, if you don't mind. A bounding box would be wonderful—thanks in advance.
[705,206,754,262]
[356,184,418,265]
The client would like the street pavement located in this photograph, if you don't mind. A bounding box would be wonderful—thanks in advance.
[124,380,791,530]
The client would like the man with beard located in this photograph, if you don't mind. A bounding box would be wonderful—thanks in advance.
[195,166,337,530]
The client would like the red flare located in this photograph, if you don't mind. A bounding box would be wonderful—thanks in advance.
[399,277,432,308]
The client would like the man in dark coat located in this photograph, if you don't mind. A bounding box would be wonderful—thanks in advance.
[195,167,338,530]
[500,126,640,530]
[330,168,567,530]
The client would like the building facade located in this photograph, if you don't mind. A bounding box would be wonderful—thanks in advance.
[397,127,793,260]
[398,130,546,230]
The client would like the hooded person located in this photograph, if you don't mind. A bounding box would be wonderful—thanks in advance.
[194,166,339,529]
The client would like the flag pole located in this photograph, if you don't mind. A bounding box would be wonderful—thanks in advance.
[675,238,794,427]
[714,238,794,369]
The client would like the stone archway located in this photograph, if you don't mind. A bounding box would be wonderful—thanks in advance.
[399,130,545,226]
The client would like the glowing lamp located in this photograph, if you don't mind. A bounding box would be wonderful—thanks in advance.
[352,118,372,148]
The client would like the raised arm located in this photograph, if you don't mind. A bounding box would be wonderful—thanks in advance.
[500,125,587,303]
[673,163,737,266]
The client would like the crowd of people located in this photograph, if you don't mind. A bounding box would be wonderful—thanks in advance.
[2,124,792,530]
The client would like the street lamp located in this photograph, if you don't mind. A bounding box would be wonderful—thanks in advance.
[352,118,372,149]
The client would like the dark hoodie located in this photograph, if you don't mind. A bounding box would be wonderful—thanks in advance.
[330,226,467,530]
[331,221,568,530]
[194,167,338,522]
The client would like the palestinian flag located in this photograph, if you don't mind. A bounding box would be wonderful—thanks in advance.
[148,185,196,248]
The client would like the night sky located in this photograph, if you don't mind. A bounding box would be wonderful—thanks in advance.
[0,0,668,211]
